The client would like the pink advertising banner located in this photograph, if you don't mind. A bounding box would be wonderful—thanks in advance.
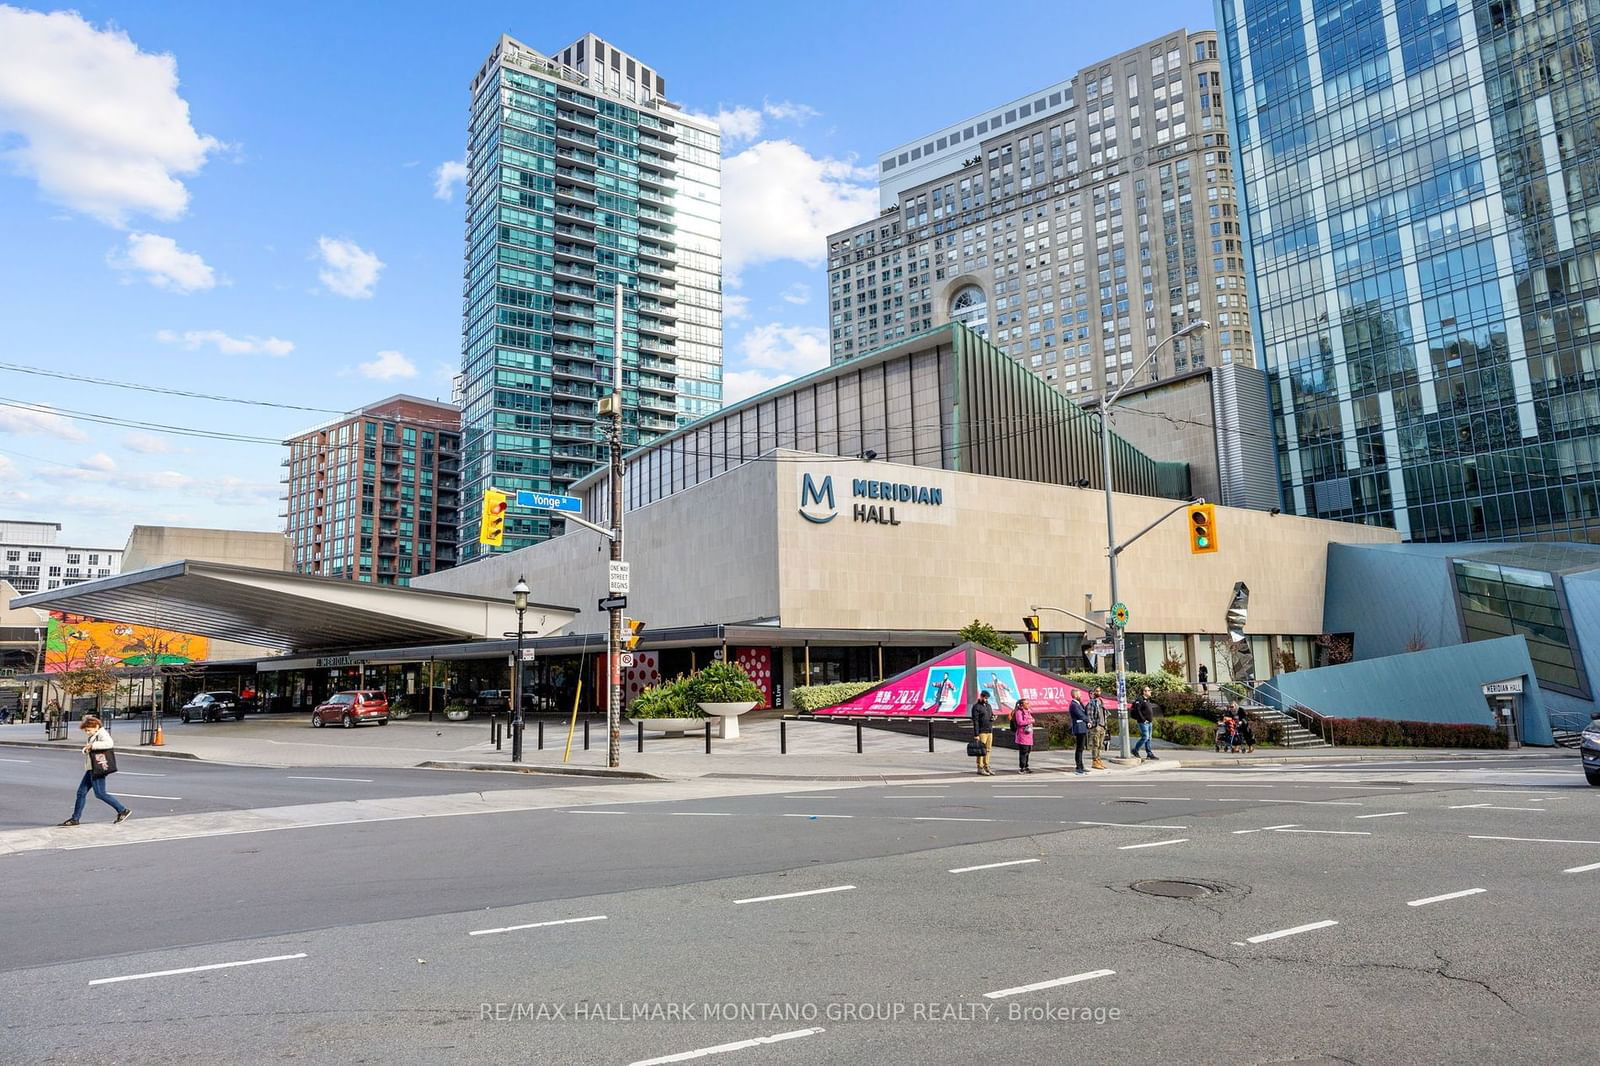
[809,644,1123,718]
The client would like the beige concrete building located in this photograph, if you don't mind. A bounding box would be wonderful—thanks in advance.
[122,526,292,573]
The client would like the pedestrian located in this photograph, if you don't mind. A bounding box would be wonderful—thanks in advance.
[1130,686,1157,760]
[970,689,995,777]
[1069,693,1090,774]
[1086,687,1108,770]
[1198,665,1209,692]
[1238,711,1256,754]
[1011,698,1035,774]
[58,715,131,827]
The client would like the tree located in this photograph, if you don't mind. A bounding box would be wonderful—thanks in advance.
[56,639,119,714]
[1160,651,1186,677]
[1275,647,1301,674]
[959,619,1016,656]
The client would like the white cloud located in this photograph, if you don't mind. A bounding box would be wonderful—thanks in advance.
[358,350,417,381]
[432,158,467,200]
[155,328,293,356]
[723,323,830,402]
[315,236,383,299]
[122,432,186,455]
[781,283,811,305]
[108,232,217,292]
[0,404,89,442]
[688,100,820,146]
[0,5,219,226]
[78,452,117,472]
[721,140,876,278]
[48,463,279,504]
[724,293,751,321]
[762,99,820,123]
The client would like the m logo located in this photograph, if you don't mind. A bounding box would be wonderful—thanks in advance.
[798,472,837,524]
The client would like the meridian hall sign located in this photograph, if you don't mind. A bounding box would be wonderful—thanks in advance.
[798,471,946,527]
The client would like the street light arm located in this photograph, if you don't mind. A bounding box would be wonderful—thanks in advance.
[561,512,621,542]
[1114,497,1205,558]
[1030,604,1110,635]
[1103,320,1210,410]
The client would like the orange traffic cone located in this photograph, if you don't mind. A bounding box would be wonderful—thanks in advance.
[152,727,165,747]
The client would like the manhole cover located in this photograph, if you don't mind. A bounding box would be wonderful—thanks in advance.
[1131,879,1213,899]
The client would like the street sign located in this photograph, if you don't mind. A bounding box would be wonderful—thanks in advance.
[608,560,631,594]
[1482,678,1523,695]
[1090,641,1114,656]
[518,648,537,661]
[619,652,635,668]
[1111,602,1130,626]
[598,595,628,612]
[517,490,583,513]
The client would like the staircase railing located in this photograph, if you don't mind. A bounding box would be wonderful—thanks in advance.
[1549,710,1593,748]
[1247,679,1335,746]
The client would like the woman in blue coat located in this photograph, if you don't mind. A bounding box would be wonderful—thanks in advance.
[1069,695,1090,775]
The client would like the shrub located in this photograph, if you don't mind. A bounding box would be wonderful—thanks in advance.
[959,619,1016,655]
[629,676,703,720]
[1327,716,1506,749]
[790,682,877,712]
[686,661,764,707]
[1152,690,1210,720]
[1066,671,1186,696]
[1153,718,1214,747]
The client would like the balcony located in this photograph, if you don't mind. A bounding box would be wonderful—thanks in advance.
[555,166,597,189]
[552,301,594,321]
[636,165,674,191]
[554,243,596,262]
[556,108,597,130]
[553,261,596,282]
[555,183,597,206]
[555,223,596,246]
[556,90,597,114]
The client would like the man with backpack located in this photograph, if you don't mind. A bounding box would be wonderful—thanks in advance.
[969,690,995,776]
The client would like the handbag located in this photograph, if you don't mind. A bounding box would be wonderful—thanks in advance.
[89,749,118,779]
[965,737,986,757]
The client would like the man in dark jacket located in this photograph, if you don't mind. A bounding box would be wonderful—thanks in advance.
[970,691,995,776]
[1069,694,1090,774]
[1130,686,1158,760]
[1086,688,1109,769]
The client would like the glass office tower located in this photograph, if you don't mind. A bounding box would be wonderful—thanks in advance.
[1220,0,1600,541]
[457,35,722,561]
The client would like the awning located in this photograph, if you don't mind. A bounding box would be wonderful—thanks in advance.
[8,561,578,654]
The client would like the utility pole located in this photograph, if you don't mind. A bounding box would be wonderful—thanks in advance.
[606,284,626,770]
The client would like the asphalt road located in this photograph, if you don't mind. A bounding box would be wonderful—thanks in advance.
[0,746,602,830]
[1,753,1594,1064]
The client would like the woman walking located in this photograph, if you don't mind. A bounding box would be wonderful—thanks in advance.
[59,716,131,827]
[1012,698,1035,774]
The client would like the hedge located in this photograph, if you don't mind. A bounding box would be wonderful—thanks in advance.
[1327,716,1507,749]
[789,682,877,712]
[1066,671,1186,695]
[1153,714,1285,748]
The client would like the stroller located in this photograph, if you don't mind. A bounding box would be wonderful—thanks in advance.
[1215,716,1239,752]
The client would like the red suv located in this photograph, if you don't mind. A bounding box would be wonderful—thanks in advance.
[310,690,390,728]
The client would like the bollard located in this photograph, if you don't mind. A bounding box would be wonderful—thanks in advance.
[927,721,935,752]
[584,718,590,750]
[495,719,503,752]
[780,719,787,755]
[538,719,544,750]
[637,719,643,753]
[856,721,863,754]
[704,719,711,755]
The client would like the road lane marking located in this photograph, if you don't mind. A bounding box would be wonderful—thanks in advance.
[983,969,1115,999]
[567,810,629,815]
[287,776,375,783]
[117,771,167,777]
[1206,783,1277,788]
[1216,798,1363,806]
[1472,790,1559,796]
[783,795,836,799]
[1075,821,1188,829]
[782,813,852,819]
[469,915,607,936]
[1447,803,1490,809]
[1321,785,1404,790]
[992,795,1064,799]
[669,812,733,817]
[1356,812,1408,819]
[0,757,32,763]
[1470,835,1600,845]
[89,952,306,986]
[1239,920,1338,945]
[733,885,855,905]
[1407,888,1486,907]
[630,1026,825,1065]
[1479,805,1547,812]
[1118,838,1189,850]
[1233,824,1300,834]
[949,858,1042,873]
[112,793,182,801]
[1118,796,1191,801]
[1273,829,1371,836]
[915,816,994,822]
[1564,861,1600,873]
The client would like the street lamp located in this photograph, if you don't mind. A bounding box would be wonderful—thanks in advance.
[1096,319,1209,760]
[510,576,529,762]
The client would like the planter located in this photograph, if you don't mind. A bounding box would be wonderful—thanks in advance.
[697,700,758,740]
[443,706,471,722]
[629,716,708,736]
[389,704,413,720]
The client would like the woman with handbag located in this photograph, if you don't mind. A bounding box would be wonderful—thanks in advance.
[1012,698,1036,774]
[58,715,131,827]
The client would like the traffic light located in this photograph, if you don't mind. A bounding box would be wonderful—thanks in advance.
[625,618,647,650]
[1023,614,1042,644]
[479,489,509,547]
[1188,503,1218,555]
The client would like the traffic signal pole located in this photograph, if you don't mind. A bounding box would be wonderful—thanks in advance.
[607,285,625,770]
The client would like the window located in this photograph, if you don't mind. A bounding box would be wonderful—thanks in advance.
[1453,559,1589,696]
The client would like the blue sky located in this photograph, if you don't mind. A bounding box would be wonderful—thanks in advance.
[0,0,1214,548]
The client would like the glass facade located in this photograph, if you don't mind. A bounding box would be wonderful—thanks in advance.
[1453,557,1588,695]
[457,36,722,561]
[1221,0,1600,541]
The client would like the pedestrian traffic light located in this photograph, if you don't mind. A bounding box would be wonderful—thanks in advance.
[1188,503,1218,555]
[625,618,646,650]
[1023,614,1042,644]
[479,489,509,547]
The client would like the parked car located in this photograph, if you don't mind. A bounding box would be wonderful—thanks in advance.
[310,690,390,728]
[1582,716,1600,787]
[179,691,245,723]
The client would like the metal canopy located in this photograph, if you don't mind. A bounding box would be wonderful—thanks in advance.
[9,561,578,654]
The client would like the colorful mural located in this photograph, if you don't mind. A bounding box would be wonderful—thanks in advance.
[44,612,209,673]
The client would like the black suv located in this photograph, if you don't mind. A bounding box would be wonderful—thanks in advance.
[179,691,245,723]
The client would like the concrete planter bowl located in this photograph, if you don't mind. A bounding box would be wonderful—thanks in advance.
[629,716,709,736]
[697,701,759,739]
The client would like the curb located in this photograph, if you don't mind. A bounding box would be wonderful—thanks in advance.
[1179,750,1566,766]
[0,739,202,760]
[415,760,666,781]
